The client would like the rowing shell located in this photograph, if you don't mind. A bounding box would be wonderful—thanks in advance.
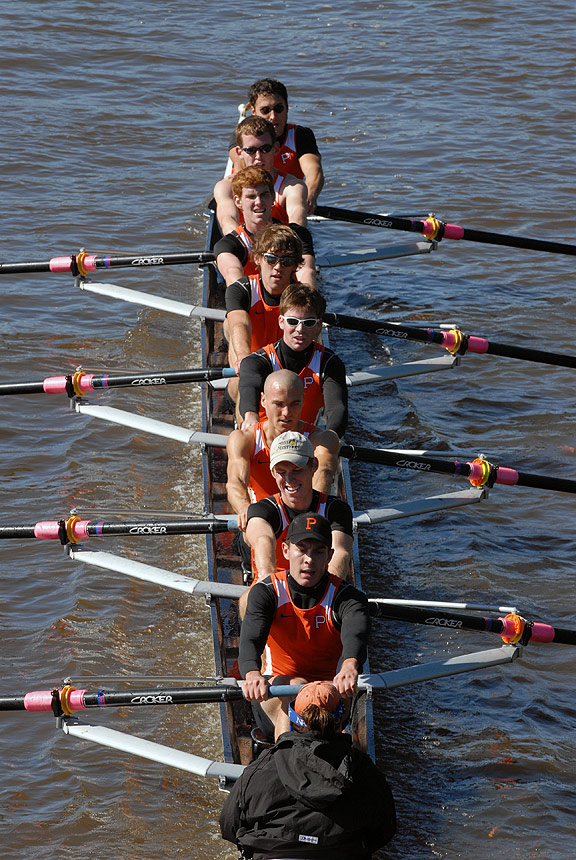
[200,208,373,765]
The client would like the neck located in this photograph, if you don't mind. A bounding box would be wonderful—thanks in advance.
[282,489,314,512]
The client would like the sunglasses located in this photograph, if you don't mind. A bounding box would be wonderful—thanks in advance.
[258,103,286,115]
[282,316,321,328]
[241,143,273,155]
[262,252,298,268]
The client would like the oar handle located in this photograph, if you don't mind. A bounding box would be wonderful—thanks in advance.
[0,250,216,275]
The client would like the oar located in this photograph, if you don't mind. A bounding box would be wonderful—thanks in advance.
[0,682,297,714]
[340,446,576,496]
[315,204,576,257]
[323,312,576,370]
[0,515,237,543]
[0,366,236,397]
[369,601,576,646]
[0,250,215,276]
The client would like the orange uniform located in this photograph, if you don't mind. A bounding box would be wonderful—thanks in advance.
[270,173,289,224]
[259,342,325,425]
[262,571,344,678]
[274,124,304,179]
[246,275,282,352]
[233,225,260,277]
[248,421,317,503]
[251,492,328,576]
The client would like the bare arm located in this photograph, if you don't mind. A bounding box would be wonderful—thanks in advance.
[310,428,340,493]
[214,176,240,234]
[245,516,278,582]
[226,309,253,374]
[299,152,324,213]
[216,251,245,286]
[328,530,354,581]
[299,254,318,289]
[226,429,253,530]
[281,178,308,226]
[333,657,359,698]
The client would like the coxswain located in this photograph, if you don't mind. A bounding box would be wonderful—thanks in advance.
[238,283,348,436]
[228,78,324,212]
[239,513,370,739]
[214,116,308,235]
[246,430,353,583]
[220,680,397,860]
[213,166,316,286]
[226,370,339,531]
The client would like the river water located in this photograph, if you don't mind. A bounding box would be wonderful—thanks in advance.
[1,2,575,858]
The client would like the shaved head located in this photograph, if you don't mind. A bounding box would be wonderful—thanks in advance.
[263,369,303,401]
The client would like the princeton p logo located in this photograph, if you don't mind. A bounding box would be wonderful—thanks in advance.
[306,516,317,530]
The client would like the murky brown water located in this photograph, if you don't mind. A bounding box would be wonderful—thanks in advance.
[1,2,576,858]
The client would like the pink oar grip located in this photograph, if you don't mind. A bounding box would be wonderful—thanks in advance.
[48,255,99,273]
[494,466,520,486]
[442,223,465,240]
[528,623,556,644]
[42,375,95,394]
[34,520,91,540]
[24,690,87,711]
[43,376,69,394]
[49,256,74,273]
[465,336,489,355]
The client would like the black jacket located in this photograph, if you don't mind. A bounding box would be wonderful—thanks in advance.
[219,730,396,859]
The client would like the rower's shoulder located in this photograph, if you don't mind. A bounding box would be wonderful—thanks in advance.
[226,425,255,456]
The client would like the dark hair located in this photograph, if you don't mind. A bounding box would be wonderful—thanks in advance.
[235,116,276,147]
[247,79,289,107]
[252,224,303,264]
[279,283,326,318]
[299,703,338,738]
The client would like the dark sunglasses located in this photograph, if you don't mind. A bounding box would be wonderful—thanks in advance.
[262,253,298,268]
[282,316,321,328]
[241,143,273,155]
[258,103,286,115]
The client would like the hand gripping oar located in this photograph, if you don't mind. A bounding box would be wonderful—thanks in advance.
[314,204,576,258]
[0,249,215,276]
[323,312,576,370]
[0,366,237,397]
[0,682,299,714]
[0,515,237,543]
[339,447,576,496]
[369,601,576,647]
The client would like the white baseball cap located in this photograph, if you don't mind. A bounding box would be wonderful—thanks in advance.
[269,431,314,470]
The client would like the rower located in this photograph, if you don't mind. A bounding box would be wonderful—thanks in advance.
[213,165,316,286]
[214,116,308,235]
[223,225,313,408]
[226,370,339,531]
[246,430,353,583]
[228,78,324,213]
[238,283,348,436]
[239,513,370,739]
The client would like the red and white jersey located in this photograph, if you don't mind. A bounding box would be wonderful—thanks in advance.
[271,173,289,224]
[259,342,325,425]
[262,571,343,678]
[274,124,304,179]
[233,224,259,277]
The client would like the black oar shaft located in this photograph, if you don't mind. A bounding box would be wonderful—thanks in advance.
[0,250,215,276]
[341,445,576,496]
[0,366,236,397]
[315,205,576,257]
[0,685,245,711]
[0,517,235,541]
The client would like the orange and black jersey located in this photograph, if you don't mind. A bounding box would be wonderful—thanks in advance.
[214,221,314,273]
[238,570,369,678]
[238,339,348,437]
[247,490,353,539]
